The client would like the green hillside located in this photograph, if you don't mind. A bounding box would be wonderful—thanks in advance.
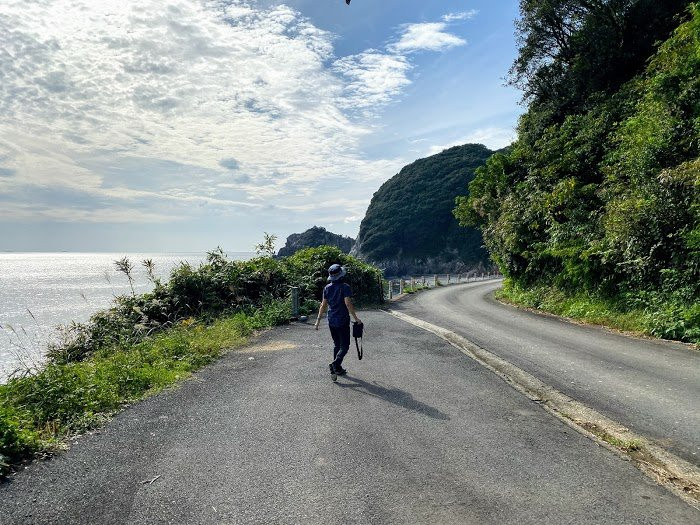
[353,144,494,275]
[455,1,700,342]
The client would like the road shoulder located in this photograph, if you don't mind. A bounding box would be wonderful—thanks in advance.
[387,308,700,509]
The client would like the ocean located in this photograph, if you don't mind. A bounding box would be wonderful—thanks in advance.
[0,252,254,382]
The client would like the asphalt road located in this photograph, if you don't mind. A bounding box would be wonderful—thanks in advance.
[394,280,700,466]
[1,310,697,524]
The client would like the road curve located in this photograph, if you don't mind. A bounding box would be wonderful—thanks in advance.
[1,311,697,524]
[393,281,700,466]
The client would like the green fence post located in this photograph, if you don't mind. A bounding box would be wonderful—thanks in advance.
[291,287,299,318]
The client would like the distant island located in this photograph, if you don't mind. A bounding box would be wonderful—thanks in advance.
[277,226,355,257]
[351,143,494,276]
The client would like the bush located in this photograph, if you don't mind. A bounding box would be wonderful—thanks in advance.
[283,245,384,307]
[0,406,41,476]
[47,246,382,365]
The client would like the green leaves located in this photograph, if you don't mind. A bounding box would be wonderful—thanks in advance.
[358,144,493,266]
[511,0,691,122]
[285,245,383,307]
[456,3,700,337]
[47,247,384,366]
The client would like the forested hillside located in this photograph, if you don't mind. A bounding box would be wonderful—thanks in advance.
[353,144,493,276]
[454,1,699,342]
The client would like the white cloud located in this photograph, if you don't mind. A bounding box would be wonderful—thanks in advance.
[428,127,516,155]
[0,202,177,223]
[333,50,412,111]
[443,10,479,22]
[0,1,474,232]
[388,22,466,54]
[0,1,406,222]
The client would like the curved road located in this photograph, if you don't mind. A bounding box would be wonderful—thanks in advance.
[394,280,700,466]
[1,311,697,523]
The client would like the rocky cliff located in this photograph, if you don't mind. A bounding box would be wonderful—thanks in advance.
[278,226,355,257]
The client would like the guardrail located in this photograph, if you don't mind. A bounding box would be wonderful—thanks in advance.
[382,272,502,300]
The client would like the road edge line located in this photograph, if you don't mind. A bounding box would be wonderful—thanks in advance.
[386,309,700,509]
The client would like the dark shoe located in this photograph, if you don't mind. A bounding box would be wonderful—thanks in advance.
[336,366,347,376]
[329,363,337,382]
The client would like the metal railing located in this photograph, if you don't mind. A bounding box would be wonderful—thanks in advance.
[382,272,502,300]
[288,272,503,315]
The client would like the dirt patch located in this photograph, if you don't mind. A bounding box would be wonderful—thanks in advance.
[239,341,298,353]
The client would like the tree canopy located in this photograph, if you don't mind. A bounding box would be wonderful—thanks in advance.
[355,144,494,272]
[511,0,691,136]
[455,1,699,341]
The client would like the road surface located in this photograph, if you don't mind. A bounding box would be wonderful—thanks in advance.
[1,311,696,524]
[394,280,700,466]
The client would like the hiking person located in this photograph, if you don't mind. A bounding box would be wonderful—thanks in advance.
[314,264,362,380]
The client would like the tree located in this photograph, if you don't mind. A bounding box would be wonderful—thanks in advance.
[255,232,277,258]
[510,0,691,129]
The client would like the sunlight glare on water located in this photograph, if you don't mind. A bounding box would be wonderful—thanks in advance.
[0,252,252,382]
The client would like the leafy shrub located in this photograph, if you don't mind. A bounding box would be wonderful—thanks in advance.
[455,3,700,341]
[0,406,40,473]
[47,246,382,364]
[284,245,384,307]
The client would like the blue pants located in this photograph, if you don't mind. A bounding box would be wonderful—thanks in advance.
[329,323,350,369]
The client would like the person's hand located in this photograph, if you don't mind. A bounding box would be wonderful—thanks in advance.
[314,319,320,330]
[355,318,362,326]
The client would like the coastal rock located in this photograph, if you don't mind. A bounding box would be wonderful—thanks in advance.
[278,226,354,257]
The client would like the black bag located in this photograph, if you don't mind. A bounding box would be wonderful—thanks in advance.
[353,321,364,360]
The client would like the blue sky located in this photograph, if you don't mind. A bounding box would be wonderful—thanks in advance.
[0,0,522,252]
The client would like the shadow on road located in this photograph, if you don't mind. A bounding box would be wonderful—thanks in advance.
[336,375,450,421]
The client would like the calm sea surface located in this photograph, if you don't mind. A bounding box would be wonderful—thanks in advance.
[0,252,253,382]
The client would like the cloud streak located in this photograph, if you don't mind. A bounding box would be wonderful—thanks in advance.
[389,22,467,54]
[443,10,479,22]
[333,51,412,111]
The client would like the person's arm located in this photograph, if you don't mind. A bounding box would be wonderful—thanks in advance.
[315,299,328,330]
[344,296,361,325]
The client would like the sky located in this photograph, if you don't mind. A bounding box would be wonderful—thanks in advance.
[0,0,523,253]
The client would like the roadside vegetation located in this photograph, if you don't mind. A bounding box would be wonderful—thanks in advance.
[402,283,427,294]
[455,2,700,344]
[0,245,383,477]
[497,279,699,341]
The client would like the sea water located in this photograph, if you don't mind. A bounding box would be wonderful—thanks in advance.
[0,252,253,382]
